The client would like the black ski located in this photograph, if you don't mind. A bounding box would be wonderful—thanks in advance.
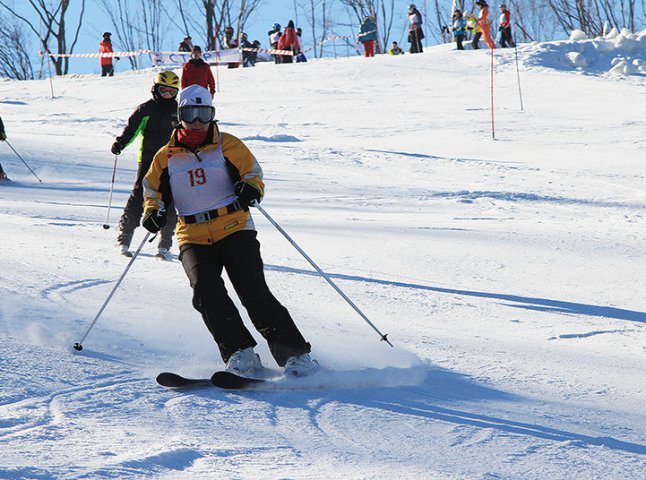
[211,371,266,389]
[156,372,212,388]
[156,371,266,390]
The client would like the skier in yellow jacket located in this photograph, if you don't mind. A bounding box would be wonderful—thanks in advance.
[142,85,318,377]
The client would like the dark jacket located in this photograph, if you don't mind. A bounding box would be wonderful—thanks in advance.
[360,17,378,43]
[115,97,178,165]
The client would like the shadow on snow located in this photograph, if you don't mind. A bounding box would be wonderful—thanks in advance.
[265,264,646,323]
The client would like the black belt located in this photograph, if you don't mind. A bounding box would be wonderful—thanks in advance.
[181,201,246,224]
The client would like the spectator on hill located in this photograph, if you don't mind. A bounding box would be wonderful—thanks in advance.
[268,23,282,64]
[295,28,307,62]
[180,45,216,95]
[476,0,496,49]
[387,41,404,55]
[241,33,254,67]
[277,20,299,63]
[499,4,515,48]
[224,26,240,69]
[178,36,193,52]
[99,32,118,77]
[466,12,482,49]
[359,15,378,57]
[407,4,424,54]
[452,9,467,50]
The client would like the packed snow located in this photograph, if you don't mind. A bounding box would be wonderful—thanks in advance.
[0,31,644,479]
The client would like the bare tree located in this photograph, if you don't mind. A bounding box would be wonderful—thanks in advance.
[544,0,643,36]
[97,0,166,70]
[0,19,34,80]
[166,1,262,51]
[0,0,85,75]
[510,0,559,42]
[299,0,334,58]
[140,0,164,51]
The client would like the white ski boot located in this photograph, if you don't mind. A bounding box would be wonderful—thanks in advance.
[283,353,320,377]
[155,247,170,260]
[225,348,263,376]
[119,244,133,257]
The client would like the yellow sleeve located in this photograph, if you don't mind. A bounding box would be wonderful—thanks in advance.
[221,132,265,198]
[143,145,170,213]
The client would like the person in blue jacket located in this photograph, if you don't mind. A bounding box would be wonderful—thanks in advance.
[359,15,378,57]
[452,9,467,50]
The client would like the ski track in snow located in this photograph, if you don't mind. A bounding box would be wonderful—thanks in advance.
[1,33,646,479]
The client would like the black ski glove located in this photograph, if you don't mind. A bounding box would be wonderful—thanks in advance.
[234,181,261,208]
[142,209,167,233]
[111,141,124,155]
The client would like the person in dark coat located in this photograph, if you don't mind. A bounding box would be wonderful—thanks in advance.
[240,33,254,67]
[359,16,378,57]
[178,36,193,52]
[407,4,424,54]
[110,71,180,258]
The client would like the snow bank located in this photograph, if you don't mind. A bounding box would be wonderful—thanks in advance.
[525,28,646,76]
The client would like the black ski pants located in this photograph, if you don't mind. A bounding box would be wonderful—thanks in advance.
[500,27,515,48]
[179,230,311,366]
[455,34,465,50]
[472,32,482,49]
[117,159,176,250]
[101,64,114,77]
[409,30,424,54]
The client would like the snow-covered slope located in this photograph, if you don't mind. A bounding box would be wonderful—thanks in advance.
[0,34,644,479]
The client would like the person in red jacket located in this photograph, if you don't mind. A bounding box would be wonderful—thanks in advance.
[180,45,216,95]
[99,32,117,77]
[476,1,496,50]
[499,4,515,48]
[277,20,299,64]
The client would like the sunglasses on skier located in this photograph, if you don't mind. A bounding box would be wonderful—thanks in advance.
[178,105,215,123]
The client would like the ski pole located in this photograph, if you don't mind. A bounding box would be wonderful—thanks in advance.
[254,202,393,347]
[4,140,43,183]
[490,47,495,139]
[103,155,119,229]
[514,36,524,112]
[73,232,151,351]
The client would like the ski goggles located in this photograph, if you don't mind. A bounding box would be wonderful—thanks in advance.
[178,105,215,123]
[158,86,178,97]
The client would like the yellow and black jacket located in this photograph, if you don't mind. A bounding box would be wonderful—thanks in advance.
[143,122,264,246]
